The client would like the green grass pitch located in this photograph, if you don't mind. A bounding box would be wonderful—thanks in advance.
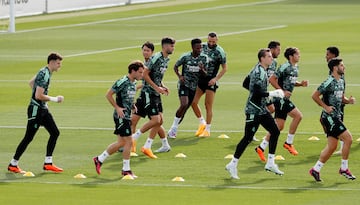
[1,0,360,204]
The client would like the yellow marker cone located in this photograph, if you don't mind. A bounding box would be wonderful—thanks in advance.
[275,155,285,160]
[217,134,230,139]
[23,171,35,177]
[175,153,187,158]
[356,138,360,142]
[172,176,185,182]
[122,175,135,180]
[224,154,234,159]
[74,174,87,179]
[130,152,138,157]
[308,136,320,141]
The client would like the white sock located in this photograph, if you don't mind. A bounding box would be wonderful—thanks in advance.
[339,140,344,150]
[143,138,153,149]
[161,137,170,147]
[122,159,130,171]
[44,156,53,164]
[259,138,269,150]
[10,159,18,166]
[199,117,206,125]
[286,134,295,144]
[313,160,324,172]
[132,129,142,141]
[171,117,181,128]
[98,150,109,163]
[341,159,348,170]
[205,124,211,132]
[230,157,239,167]
[267,154,275,166]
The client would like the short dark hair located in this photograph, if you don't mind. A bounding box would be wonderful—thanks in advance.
[268,41,280,49]
[328,58,342,72]
[191,38,202,47]
[142,41,155,51]
[327,46,340,57]
[128,60,144,74]
[258,48,271,61]
[284,47,298,60]
[47,52,63,64]
[208,32,217,38]
[161,37,175,46]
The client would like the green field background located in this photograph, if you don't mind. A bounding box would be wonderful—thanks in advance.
[1,0,360,204]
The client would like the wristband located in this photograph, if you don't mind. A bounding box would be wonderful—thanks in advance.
[49,96,58,102]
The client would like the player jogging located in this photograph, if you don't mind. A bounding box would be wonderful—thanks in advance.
[131,37,176,158]
[192,32,227,137]
[309,58,356,182]
[225,48,285,179]
[255,47,308,161]
[93,60,144,178]
[167,38,208,138]
[8,52,64,173]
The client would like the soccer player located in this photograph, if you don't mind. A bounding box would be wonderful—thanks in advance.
[253,40,281,141]
[192,32,227,137]
[309,58,356,182]
[255,47,308,161]
[8,52,64,173]
[93,60,145,178]
[130,41,167,155]
[225,48,285,179]
[325,46,346,155]
[131,37,176,158]
[167,38,208,138]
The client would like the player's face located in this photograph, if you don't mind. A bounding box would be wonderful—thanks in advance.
[271,46,281,58]
[134,67,144,80]
[326,50,336,62]
[292,50,300,63]
[164,43,175,55]
[262,52,273,67]
[192,43,202,56]
[336,62,345,75]
[50,59,62,72]
[207,36,217,49]
[142,46,153,60]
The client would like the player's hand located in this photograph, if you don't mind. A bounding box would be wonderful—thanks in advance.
[208,78,217,86]
[57,95,64,103]
[116,107,126,118]
[301,80,309,87]
[349,96,356,104]
[157,86,169,96]
[324,105,334,114]
[283,90,292,98]
[132,104,138,113]
[199,63,207,76]
[179,76,185,83]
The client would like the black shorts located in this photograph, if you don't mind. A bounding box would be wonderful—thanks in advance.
[198,78,218,93]
[320,115,347,138]
[133,95,147,118]
[134,92,163,117]
[113,117,132,136]
[178,84,196,105]
[273,98,296,120]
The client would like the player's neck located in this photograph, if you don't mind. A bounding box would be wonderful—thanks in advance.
[259,62,268,70]
[127,74,135,82]
[331,72,341,80]
[161,50,169,58]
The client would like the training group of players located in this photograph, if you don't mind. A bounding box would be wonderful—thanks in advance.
[7,32,356,182]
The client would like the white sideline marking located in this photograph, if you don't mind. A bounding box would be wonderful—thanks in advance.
[7,0,286,34]
[64,25,287,58]
[1,125,359,136]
